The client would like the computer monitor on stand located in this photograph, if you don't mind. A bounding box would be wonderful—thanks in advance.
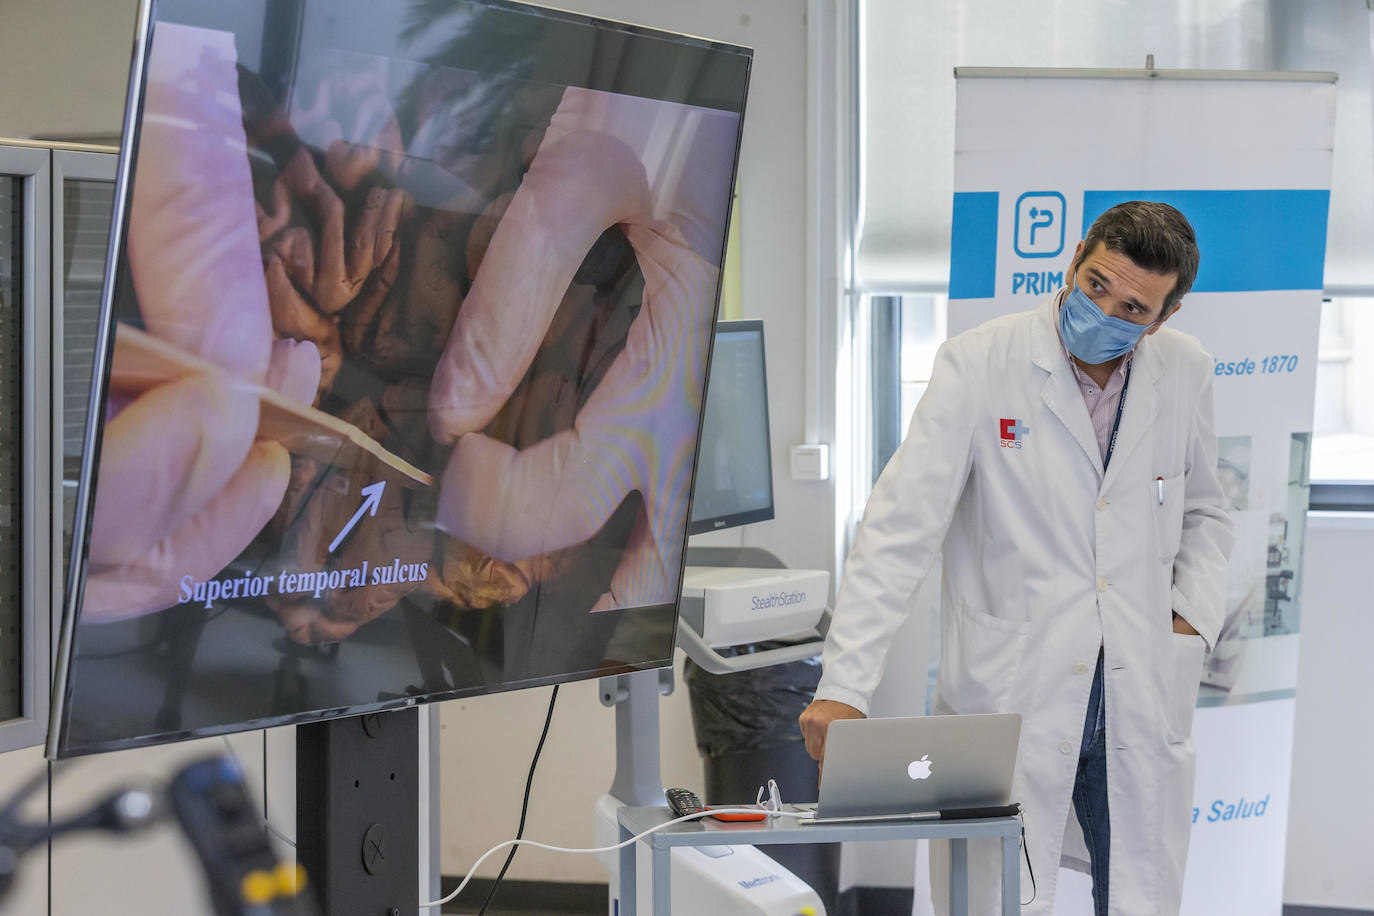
[682,319,828,649]
[689,319,774,535]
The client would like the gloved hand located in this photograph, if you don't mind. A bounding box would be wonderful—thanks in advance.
[427,87,739,610]
[82,23,319,622]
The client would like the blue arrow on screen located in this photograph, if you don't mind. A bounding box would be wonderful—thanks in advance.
[328,481,386,555]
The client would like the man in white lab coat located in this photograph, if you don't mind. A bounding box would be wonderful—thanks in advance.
[800,201,1235,916]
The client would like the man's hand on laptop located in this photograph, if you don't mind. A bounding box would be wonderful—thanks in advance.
[799,699,865,774]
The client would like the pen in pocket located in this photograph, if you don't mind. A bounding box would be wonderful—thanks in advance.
[1156,476,1165,505]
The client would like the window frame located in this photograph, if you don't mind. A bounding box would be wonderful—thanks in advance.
[50,149,117,680]
[0,142,53,752]
[1310,482,1374,512]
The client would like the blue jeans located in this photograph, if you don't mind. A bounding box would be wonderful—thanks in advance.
[1073,651,1110,916]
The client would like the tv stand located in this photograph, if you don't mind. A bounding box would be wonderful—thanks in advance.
[297,707,420,913]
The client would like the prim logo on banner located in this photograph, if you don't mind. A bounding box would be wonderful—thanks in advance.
[1012,191,1065,296]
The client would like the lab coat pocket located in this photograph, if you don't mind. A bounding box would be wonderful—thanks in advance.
[938,602,1030,715]
[1164,632,1205,744]
[1151,472,1187,563]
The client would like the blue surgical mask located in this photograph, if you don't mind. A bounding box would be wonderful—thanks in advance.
[1058,278,1153,364]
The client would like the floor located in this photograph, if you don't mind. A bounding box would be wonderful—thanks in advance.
[443,907,1374,915]
[440,879,604,915]
[435,876,1374,916]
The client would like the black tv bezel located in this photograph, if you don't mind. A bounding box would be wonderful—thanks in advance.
[47,0,752,758]
[687,318,775,536]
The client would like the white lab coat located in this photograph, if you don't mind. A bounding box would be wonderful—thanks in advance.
[814,295,1235,916]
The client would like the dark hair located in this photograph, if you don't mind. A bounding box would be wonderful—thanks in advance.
[1076,201,1199,309]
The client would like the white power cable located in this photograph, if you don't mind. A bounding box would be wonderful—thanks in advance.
[420,807,813,909]
[217,739,808,907]
[219,736,297,849]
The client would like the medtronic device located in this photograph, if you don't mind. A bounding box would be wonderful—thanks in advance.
[679,566,829,648]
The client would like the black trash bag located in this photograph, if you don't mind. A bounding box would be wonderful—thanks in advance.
[685,646,840,913]
[684,642,821,759]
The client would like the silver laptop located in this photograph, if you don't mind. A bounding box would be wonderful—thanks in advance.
[801,713,1021,824]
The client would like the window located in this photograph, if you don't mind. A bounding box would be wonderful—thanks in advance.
[0,142,52,750]
[1312,297,1374,479]
[853,293,946,510]
[0,175,24,722]
[1311,296,1374,508]
[57,175,115,574]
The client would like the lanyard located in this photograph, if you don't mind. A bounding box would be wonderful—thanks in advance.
[1102,361,1133,471]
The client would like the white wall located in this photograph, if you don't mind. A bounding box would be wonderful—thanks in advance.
[1283,512,1374,910]
[0,745,50,913]
[0,0,138,141]
[439,655,706,884]
[46,732,277,915]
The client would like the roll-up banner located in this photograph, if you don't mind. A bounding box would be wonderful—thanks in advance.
[946,70,1334,915]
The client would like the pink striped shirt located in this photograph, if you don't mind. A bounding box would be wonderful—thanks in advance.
[1056,290,1134,462]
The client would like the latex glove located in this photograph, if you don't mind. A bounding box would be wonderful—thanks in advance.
[428,87,738,610]
[82,23,319,622]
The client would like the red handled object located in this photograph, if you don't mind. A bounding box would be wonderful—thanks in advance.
[706,806,768,822]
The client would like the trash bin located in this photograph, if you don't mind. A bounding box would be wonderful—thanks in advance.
[684,645,841,913]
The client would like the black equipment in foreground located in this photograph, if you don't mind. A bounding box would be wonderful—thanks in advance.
[0,754,315,916]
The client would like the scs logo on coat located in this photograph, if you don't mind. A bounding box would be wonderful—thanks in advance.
[999,418,1030,449]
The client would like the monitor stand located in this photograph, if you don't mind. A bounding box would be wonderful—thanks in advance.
[297,707,420,914]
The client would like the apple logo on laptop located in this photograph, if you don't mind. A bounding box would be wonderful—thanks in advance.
[908,754,933,780]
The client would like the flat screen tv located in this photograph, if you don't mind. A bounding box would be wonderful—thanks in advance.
[687,319,774,534]
[49,0,750,757]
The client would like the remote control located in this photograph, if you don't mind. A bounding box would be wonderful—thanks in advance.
[169,755,317,916]
[664,788,706,818]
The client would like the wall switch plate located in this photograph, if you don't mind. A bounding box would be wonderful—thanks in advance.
[790,444,830,481]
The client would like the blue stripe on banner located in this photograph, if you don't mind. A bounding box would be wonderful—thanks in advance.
[949,192,999,299]
[1081,190,1330,292]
